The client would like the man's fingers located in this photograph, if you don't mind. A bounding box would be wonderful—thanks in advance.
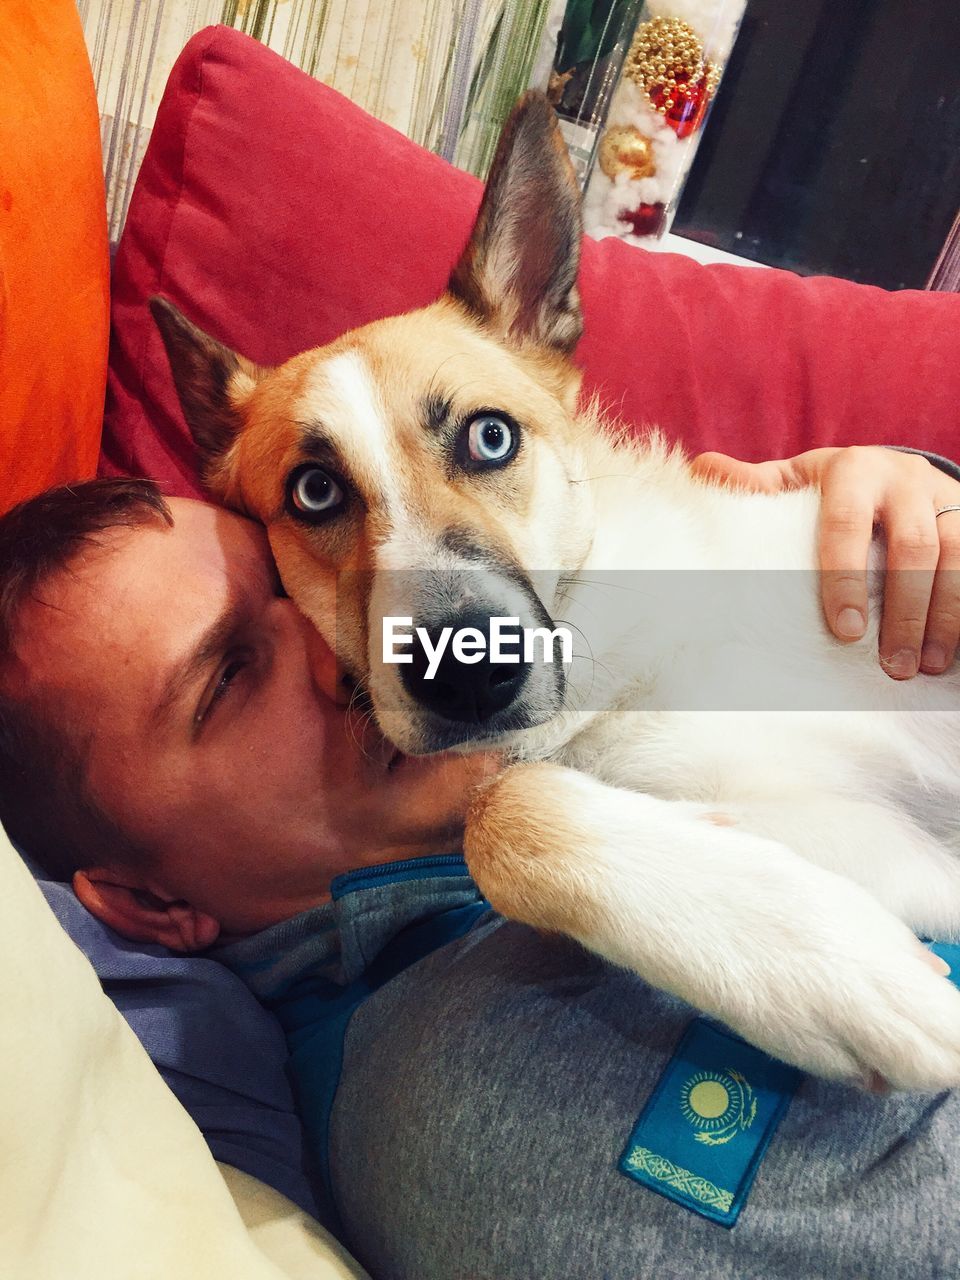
[697,446,960,674]
[690,452,789,494]
[817,492,875,642]
[919,510,960,673]
[821,572,869,641]
[920,944,952,977]
[878,502,940,679]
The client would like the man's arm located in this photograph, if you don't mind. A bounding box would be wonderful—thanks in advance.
[691,445,960,677]
[890,446,960,485]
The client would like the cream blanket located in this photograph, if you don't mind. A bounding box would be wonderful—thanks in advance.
[0,823,367,1280]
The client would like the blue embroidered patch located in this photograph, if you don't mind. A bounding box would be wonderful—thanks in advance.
[619,1018,802,1228]
[621,944,960,1228]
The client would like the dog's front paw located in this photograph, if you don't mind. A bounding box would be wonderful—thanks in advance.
[723,879,960,1091]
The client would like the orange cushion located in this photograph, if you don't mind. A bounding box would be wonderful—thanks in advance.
[0,0,109,515]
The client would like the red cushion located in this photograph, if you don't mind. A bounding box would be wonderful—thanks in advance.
[103,26,960,498]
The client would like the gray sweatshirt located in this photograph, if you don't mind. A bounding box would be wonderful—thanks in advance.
[217,854,960,1280]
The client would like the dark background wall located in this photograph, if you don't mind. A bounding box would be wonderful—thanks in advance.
[673,0,960,289]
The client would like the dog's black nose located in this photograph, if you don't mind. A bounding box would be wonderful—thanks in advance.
[399,611,531,723]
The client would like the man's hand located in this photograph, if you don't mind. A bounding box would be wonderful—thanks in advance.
[691,446,960,678]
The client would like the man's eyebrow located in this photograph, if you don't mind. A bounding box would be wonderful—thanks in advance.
[150,592,251,732]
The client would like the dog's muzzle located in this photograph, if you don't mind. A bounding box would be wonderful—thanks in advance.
[373,561,567,752]
[399,610,531,724]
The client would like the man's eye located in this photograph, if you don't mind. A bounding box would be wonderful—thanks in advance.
[199,653,252,724]
[213,658,247,700]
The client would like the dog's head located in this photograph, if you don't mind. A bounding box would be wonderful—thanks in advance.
[152,93,596,754]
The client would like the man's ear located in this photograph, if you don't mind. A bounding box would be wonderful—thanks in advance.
[73,868,221,953]
[149,296,266,492]
[448,91,583,355]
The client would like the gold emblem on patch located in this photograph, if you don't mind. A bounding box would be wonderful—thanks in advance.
[679,1069,757,1146]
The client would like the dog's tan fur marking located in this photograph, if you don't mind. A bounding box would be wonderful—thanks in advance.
[188,304,588,679]
[465,763,608,940]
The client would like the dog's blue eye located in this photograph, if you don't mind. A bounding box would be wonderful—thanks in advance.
[465,414,516,466]
[287,465,345,521]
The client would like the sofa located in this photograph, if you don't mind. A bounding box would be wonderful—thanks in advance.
[2,5,960,1278]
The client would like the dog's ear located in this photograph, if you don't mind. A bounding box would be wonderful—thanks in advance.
[150,296,265,481]
[449,92,582,355]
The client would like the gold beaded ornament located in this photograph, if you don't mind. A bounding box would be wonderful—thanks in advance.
[625,15,721,115]
[598,125,657,180]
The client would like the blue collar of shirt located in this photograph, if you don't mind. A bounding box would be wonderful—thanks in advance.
[214,852,480,1000]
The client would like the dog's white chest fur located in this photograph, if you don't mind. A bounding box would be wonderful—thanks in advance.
[515,449,960,939]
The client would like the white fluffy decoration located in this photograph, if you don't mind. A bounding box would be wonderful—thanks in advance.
[583,0,746,246]
[655,0,742,62]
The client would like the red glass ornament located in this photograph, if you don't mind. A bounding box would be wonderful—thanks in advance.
[617,201,666,237]
[650,76,709,139]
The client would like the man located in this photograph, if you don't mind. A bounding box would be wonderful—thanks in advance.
[2,447,960,1279]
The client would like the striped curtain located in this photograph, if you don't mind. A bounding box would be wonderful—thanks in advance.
[76,0,557,244]
[928,210,960,291]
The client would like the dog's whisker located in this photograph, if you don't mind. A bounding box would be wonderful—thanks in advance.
[427,354,461,388]
[557,576,661,615]
[552,616,607,701]
[343,682,382,763]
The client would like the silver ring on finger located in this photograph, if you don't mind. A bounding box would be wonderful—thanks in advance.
[935,505,960,518]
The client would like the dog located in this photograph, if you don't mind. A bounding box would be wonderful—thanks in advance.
[152,92,960,1092]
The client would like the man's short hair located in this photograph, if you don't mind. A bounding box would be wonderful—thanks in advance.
[0,479,173,881]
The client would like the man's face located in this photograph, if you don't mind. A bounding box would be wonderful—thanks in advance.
[12,498,491,933]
